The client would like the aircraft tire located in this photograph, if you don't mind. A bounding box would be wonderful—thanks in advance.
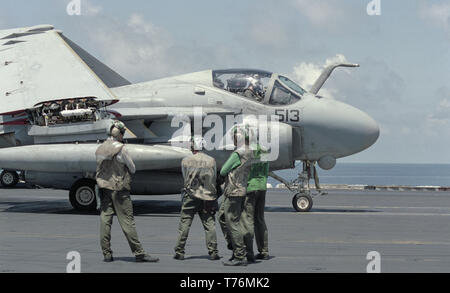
[0,170,19,188]
[292,193,313,212]
[69,179,97,212]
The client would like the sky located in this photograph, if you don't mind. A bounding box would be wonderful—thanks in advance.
[0,0,449,164]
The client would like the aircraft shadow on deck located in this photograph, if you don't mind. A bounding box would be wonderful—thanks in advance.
[264,206,380,213]
[0,183,33,189]
[0,200,182,216]
[1,196,380,215]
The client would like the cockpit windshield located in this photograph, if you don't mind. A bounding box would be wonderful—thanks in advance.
[213,69,272,103]
[269,81,301,105]
[279,76,306,96]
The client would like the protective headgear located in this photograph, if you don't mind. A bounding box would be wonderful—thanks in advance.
[191,136,204,151]
[233,125,250,140]
[248,126,258,144]
[232,124,250,148]
[110,121,126,138]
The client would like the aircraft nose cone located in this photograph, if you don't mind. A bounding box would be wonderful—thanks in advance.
[357,110,379,148]
[302,99,380,158]
[331,101,380,156]
[346,106,380,153]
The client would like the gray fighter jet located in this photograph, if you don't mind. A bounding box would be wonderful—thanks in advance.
[0,25,379,212]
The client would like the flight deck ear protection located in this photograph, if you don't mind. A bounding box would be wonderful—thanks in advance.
[232,124,250,146]
[110,121,126,136]
[233,125,250,139]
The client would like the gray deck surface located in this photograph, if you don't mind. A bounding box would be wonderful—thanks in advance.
[1,186,450,273]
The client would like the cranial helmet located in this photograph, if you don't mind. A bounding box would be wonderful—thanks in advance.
[191,136,204,151]
[233,124,250,141]
[110,121,126,137]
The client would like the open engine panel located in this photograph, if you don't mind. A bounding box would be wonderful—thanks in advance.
[26,97,112,126]
[23,97,117,144]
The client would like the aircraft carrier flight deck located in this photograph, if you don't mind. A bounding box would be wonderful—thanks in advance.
[1,186,449,273]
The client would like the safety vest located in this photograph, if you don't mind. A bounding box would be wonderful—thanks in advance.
[224,147,254,197]
[182,152,217,201]
[95,140,132,191]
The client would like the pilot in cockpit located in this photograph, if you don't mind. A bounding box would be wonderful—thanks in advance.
[243,74,264,102]
[213,77,225,89]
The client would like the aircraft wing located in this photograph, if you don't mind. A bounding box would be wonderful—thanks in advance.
[0,24,128,115]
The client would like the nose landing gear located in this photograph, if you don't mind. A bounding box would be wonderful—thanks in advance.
[269,161,326,212]
[292,193,313,212]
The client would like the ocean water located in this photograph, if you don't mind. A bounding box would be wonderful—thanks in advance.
[268,163,450,187]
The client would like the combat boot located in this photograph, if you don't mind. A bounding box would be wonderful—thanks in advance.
[223,258,248,266]
[256,253,269,260]
[174,253,185,260]
[103,254,114,262]
[209,253,220,261]
[136,254,159,263]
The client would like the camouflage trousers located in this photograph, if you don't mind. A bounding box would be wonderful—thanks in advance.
[174,194,218,255]
[218,196,246,260]
[219,191,268,258]
[100,189,146,257]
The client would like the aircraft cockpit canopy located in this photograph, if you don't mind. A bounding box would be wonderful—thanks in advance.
[212,69,306,106]
[213,69,271,103]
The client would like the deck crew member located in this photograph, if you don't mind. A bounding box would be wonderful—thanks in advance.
[219,126,254,266]
[95,121,159,263]
[174,137,221,261]
[242,142,270,261]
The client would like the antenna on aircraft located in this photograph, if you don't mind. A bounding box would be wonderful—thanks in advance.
[310,63,360,95]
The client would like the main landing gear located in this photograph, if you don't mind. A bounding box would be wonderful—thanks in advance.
[69,179,97,212]
[269,161,327,212]
[0,170,20,188]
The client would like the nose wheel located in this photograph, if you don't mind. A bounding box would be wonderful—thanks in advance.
[292,193,313,212]
[269,161,325,212]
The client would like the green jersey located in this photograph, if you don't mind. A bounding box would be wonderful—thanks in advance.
[220,152,241,177]
[247,144,269,193]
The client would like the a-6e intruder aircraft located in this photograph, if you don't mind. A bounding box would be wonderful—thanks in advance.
[0,25,379,212]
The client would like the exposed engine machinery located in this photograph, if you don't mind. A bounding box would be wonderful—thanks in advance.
[27,97,112,127]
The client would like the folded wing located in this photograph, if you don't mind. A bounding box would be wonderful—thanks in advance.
[0,24,129,115]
